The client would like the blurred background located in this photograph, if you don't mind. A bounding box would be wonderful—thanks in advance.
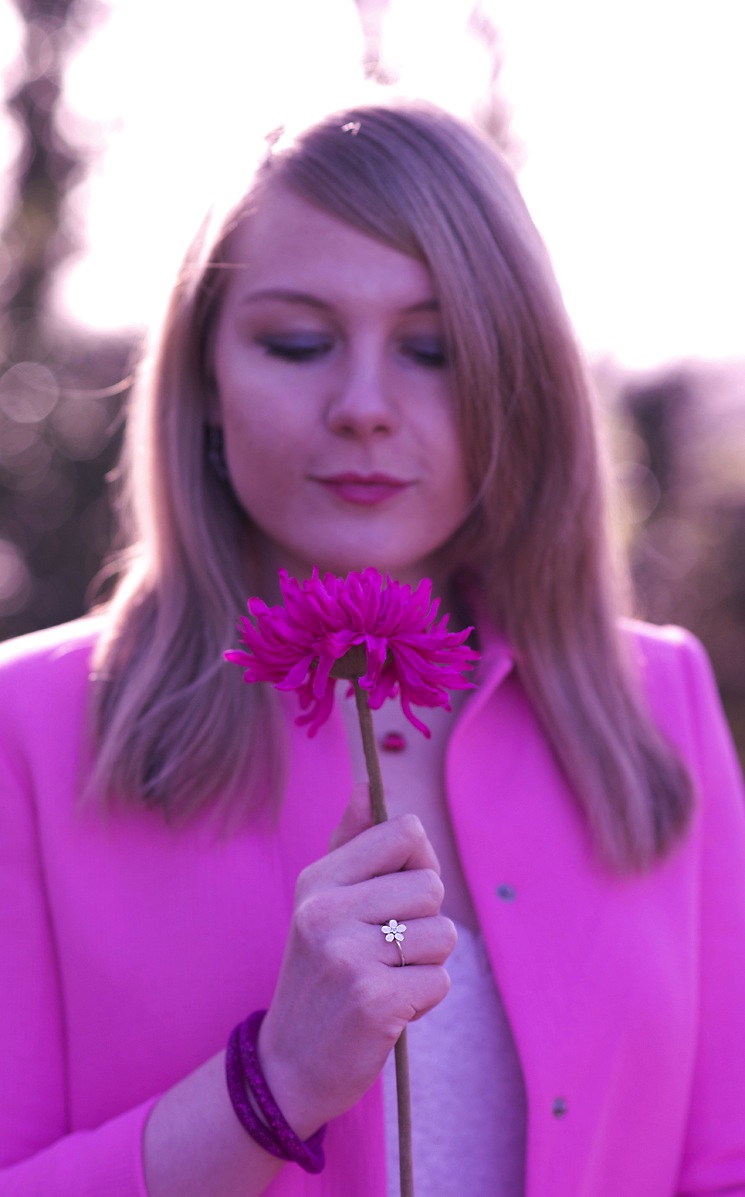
[0,0,743,760]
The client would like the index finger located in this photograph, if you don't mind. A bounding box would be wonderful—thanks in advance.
[313,812,441,889]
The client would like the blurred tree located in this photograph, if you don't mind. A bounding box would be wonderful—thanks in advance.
[2,0,87,362]
[355,0,515,161]
[615,363,745,765]
[0,0,130,639]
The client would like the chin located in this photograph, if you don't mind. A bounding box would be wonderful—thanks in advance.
[268,531,454,590]
[317,554,442,592]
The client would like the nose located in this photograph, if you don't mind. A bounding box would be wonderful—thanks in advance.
[325,348,399,438]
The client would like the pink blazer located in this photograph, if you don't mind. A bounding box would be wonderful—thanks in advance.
[0,617,744,1196]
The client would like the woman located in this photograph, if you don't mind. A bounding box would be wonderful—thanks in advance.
[1,100,744,1197]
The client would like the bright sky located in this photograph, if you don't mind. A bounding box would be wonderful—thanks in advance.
[1,0,743,369]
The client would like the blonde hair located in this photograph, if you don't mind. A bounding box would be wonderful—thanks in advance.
[91,99,692,867]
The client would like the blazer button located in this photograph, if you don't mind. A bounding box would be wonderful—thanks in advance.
[496,883,517,902]
[552,1097,568,1118]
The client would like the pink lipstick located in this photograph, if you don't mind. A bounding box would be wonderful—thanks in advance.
[315,472,411,506]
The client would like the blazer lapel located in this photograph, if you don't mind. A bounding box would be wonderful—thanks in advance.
[446,653,693,1196]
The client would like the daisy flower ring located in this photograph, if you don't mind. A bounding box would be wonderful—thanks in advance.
[381,920,407,967]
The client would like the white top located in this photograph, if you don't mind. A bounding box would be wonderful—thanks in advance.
[383,921,526,1196]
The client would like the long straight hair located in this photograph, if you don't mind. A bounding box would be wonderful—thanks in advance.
[90,100,692,867]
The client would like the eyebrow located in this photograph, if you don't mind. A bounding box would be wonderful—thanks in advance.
[238,289,440,314]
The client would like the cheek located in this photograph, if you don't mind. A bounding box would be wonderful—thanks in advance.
[223,417,289,500]
[433,416,470,507]
[219,395,314,525]
[218,378,303,459]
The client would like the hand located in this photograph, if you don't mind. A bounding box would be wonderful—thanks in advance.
[257,783,457,1138]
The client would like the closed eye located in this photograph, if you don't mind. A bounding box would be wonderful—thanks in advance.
[258,335,333,363]
[400,338,449,369]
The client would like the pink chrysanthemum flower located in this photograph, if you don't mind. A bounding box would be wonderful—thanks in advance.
[225,568,479,737]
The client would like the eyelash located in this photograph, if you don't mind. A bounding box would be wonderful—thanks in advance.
[256,336,449,369]
[259,337,332,363]
[404,344,448,369]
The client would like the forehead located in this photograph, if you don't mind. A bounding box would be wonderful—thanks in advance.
[221,185,437,305]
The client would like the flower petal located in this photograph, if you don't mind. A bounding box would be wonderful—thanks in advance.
[225,568,479,737]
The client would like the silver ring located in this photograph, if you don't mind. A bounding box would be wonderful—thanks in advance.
[381,920,407,967]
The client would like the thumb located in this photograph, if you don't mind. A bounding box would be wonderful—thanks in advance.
[328,781,376,853]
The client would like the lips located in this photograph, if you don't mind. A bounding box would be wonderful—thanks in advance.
[315,472,412,506]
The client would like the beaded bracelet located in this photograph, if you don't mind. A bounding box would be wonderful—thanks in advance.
[225,1010,326,1174]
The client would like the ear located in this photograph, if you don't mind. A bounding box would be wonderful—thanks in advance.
[204,378,221,423]
[205,423,229,481]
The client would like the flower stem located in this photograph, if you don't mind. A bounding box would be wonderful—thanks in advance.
[352,679,388,825]
[352,678,414,1197]
[395,1029,414,1196]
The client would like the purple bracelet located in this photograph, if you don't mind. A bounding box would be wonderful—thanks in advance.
[225,1010,326,1174]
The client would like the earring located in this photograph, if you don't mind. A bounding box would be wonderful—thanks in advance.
[206,425,229,481]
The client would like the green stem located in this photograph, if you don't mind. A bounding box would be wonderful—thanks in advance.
[352,678,414,1197]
